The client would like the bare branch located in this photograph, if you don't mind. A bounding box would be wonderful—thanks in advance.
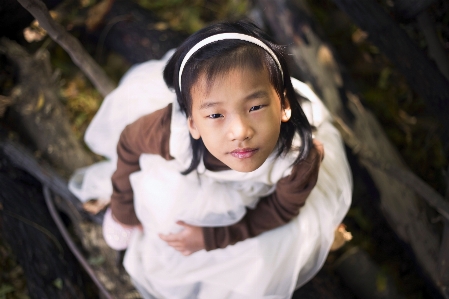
[16,0,116,97]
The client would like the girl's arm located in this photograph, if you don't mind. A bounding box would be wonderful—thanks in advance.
[160,140,324,254]
[202,139,324,251]
[109,104,173,226]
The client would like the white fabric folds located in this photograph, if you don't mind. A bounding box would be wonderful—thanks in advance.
[69,51,352,299]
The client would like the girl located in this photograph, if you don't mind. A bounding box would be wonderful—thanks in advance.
[70,20,352,298]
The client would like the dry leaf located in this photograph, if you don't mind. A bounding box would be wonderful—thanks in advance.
[330,224,353,251]
[0,95,13,117]
[23,27,46,42]
[352,28,368,44]
[35,92,45,111]
[23,11,59,42]
[83,198,110,215]
[86,0,113,31]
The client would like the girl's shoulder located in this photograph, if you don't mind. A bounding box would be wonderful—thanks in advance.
[120,103,173,160]
[127,103,173,132]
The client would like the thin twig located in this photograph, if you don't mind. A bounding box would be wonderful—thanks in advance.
[0,139,103,224]
[43,187,114,299]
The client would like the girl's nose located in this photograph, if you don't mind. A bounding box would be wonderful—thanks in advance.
[228,115,254,141]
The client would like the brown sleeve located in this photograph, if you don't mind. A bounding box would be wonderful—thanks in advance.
[110,104,173,225]
[203,139,325,251]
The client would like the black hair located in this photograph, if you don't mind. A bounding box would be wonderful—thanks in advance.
[163,20,312,175]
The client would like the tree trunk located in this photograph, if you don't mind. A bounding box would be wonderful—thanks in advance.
[416,10,449,81]
[256,0,445,296]
[329,0,449,147]
[0,137,142,299]
[0,38,94,177]
[393,0,437,19]
[86,0,188,64]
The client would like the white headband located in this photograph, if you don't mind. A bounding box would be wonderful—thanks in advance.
[178,33,283,91]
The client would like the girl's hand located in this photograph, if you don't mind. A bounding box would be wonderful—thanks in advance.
[103,208,142,251]
[159,221,205,256]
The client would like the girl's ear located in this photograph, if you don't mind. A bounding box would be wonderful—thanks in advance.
[187,117,201,139]
[281,97,291,122]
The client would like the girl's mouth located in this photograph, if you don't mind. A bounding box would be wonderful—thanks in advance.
[230,148,258,159]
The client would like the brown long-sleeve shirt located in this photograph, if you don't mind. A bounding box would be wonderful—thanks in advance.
[111,104,324,251]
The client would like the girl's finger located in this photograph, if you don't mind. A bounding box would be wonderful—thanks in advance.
[180,250,191,256]
[176,220,187,227]
[174,245,188,252]
[159,233,179,241]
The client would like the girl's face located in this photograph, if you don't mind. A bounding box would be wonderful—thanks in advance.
[187,67,291,172]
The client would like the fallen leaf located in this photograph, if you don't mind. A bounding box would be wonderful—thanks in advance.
[0,284,14,296]
[83,198,110,215]
[330,224,353,251]
[52,278,63,290]
[86,0,113,31]
[35,92,45,111]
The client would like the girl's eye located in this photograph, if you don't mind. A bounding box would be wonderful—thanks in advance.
[208,113,223,119]
[249,105,264,112]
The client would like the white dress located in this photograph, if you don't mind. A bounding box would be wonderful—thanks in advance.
[69,50,352,299]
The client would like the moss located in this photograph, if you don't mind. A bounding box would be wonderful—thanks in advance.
[135,0,249,33]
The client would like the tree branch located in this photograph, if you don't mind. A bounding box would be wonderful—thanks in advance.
[16,0,116,97]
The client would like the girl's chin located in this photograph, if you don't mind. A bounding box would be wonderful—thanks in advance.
[226,160,264,173]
